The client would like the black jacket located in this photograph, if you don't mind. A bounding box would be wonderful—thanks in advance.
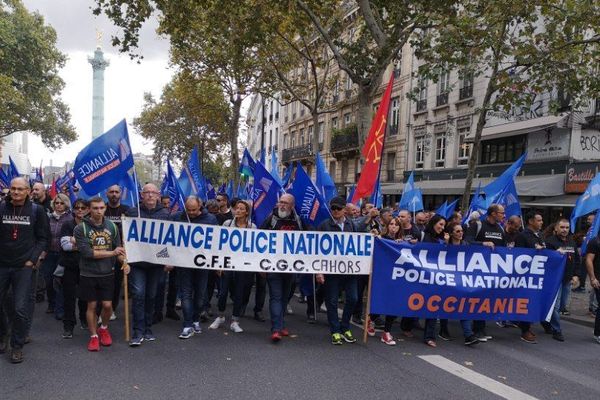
[545,234,579,283]
[515,228,545,249]
[317,217,357,233]
[260,208,303,231]
[465,219,506,247]
[0,197,49,268]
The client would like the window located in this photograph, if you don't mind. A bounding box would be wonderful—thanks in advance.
[345,73,352,91]
[481,135,526,164]
[457,128,472,166]
[459,70,474,100]
[292,101,297,119]
[291,130,296,147]
[416,75,427,111]
[438,71,450,94]
[329,161,336,181]
[275,128,278,149]
[331,117,338,130]
[435,133,446,168]
[300,128,305,146]
[318,122,324,143]
[341,159,349,182]
[386,152,396,181]
[389,97,400,134]
[332,80,340,103]
[344,113,352,126]
[415,137,425,169]
[307,126,313,144]
[283,133,289,148]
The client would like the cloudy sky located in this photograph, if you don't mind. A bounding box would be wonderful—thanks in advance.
[22,0,174,167]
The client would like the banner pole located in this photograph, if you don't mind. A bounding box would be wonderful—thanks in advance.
[362,259,374,344]
[122,262,130,342]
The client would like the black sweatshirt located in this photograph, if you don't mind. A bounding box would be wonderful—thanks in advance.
[0,197,49,268]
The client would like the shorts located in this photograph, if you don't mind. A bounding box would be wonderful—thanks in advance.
[78,275,115,302]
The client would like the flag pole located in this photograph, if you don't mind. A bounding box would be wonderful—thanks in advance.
[362,256,375,344]
[132,169,142,217]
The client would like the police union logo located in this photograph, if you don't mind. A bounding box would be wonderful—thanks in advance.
[156,247,170,259]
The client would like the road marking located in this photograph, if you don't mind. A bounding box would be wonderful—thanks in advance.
[418,355,539,400]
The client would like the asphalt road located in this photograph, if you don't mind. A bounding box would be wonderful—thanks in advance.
[1,294,599,400]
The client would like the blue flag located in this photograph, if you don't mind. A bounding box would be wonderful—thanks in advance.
[178,168,197,197]
[399,172,416,210]
[239,148,256,177]
[236,180,248,200]
[571,172,600,232]
[166,160,186,212]
[250,161,282,226]
[435,201,448,217]
[8,156,20,180]
[492,179,521,218]
[581,210,600,255]
[0,168,9,189]
[116,172,139,208]
[370,174,383,208]
[402,188,424,212]
[346,185,356,204]
[217,183,226,195]
[260,148,266,166]
[56,169,74,191]
[160,174,168,196]
[35,168,43,183]
[281,165,293,190]
[483,152,527,200]
[270,147,282,186]
[187,146,207,201]
[288,162,332,228]
[206,179,216,200]
[73,119,134,195]
[463,182,487,224]
[315,152,338,203]
[226,180,234,199]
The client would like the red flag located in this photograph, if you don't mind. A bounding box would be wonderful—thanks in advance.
[48,176,57,199]
[351,73,394,203]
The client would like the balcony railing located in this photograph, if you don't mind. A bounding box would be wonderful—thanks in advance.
[436,93,449,107]
[459,85,473,100]
[416,99,427,112]
[330,126,359,154]
[281,143,322,163]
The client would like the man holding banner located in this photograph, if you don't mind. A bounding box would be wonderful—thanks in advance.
[316,197,359,345]
[260,193,304,343]
[125,183,170,346]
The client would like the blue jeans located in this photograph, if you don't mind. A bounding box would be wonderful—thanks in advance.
[559,282,571,311]
[460,320,474,338]
[130,265,161,337]
[178,268,208,328]
[0,267,33,349]
[424,319,436,341]
[267,273,295,332]
[323,275,358,334]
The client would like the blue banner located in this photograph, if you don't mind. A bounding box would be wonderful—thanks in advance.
[0,167,9,189]
[166,160,186,212]
[316,152,338,202]
[251,161,282,226]
[370,239,565,322]
[73,119,134,195]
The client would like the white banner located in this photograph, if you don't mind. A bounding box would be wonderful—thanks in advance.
[122,217,373,275]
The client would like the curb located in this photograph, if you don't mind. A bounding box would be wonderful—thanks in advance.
[562,315,595,329]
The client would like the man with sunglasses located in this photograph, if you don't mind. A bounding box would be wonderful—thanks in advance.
[125,183,170,346]
[0,178,49,363]
[316,196,359,346]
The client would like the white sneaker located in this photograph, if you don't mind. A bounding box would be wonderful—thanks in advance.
[209,316,225,330]
[192,322,202,334]
[110,312,117,321]
[320,304,327,313]
[97,316,102,325]
[595,335,600,344]
[179,327,194,339]
[230,321,243,333]
[286,304,294,315]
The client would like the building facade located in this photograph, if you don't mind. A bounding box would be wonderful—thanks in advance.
[0,131,31,177]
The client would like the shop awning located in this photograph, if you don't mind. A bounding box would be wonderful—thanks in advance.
[520,194,579,208]
[381,174,565,197]
[475,114,568,141]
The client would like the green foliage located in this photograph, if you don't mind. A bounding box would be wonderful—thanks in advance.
[133,70,229,165]
[0,0,76,148]
[331,123,357,137]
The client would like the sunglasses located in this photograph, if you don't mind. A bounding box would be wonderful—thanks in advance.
[331,205,344,211]
[54,202,65,205]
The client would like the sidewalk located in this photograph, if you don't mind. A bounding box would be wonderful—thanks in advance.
[561,281,597,329]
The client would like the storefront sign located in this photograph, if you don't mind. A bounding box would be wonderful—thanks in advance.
[565,162,599,193]
[526,129,570,161]
[573,129,600,161]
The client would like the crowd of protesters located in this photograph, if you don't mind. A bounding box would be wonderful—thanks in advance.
[1,177,600,364]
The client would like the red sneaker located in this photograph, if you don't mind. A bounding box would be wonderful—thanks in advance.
[367,321,376,337]
[87,336,100,352]
[280,328,289,337]
[97,327,112,347]
[271,331,282,342]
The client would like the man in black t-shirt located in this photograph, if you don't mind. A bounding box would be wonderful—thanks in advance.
[216,193,233,225]
[104,185,130,320]
[398,210,422,244]
[465,204,506,248]
[585,235,600,343]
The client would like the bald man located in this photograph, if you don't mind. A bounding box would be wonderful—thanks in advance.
[0,178,49,363]
[31,181,52,214]
[125,183,170,346]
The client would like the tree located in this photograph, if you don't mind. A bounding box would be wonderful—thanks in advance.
[413,0,600,210]
[295,0,455,145]
[0,0,76,148]
[133,70,229,167]
[94,0,270,182]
